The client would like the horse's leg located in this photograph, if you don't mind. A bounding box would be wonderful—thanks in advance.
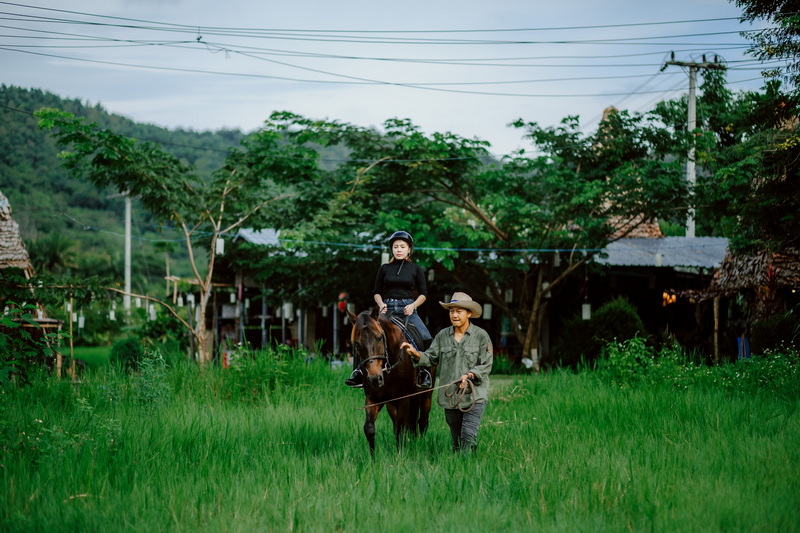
[392,399,415,449]
[418,391,433,435]
[364,401,381,457]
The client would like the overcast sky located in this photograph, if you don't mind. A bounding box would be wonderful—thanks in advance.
[1,0,778,156]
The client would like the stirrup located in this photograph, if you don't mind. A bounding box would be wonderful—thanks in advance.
[416,368,432,389]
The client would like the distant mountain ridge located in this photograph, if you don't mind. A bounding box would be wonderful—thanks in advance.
[0,84,247,286]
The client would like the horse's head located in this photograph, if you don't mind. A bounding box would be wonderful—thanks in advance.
[349,307,391,388]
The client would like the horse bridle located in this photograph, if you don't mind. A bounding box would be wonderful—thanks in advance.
[353,321,403,375]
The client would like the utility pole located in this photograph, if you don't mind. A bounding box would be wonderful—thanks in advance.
[124,194,131,313]
[662,53,726,237]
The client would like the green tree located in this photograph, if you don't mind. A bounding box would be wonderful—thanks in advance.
[246,111,686,363]
[733,0,800,93]
[36,109,311,364]
[649,65,800,253]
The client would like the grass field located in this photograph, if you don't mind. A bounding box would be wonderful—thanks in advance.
[71,346,112,369]
[1,349,798,532]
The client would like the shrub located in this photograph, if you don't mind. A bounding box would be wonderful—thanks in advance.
[594,338,799,399]
[131,349,171,408]
[110,337,144,370]
[553,297,647,367]
[0,303,62,387]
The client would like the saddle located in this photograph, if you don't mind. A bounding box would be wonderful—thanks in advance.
[389,316,424,352]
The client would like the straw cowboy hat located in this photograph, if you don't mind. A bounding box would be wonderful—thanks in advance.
[440,292,483,318]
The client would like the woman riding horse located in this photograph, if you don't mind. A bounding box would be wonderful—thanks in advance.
[346,230,432,389]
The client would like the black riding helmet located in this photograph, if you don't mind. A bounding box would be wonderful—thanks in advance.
[388,230,414,251]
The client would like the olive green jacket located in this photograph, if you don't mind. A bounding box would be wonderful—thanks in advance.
[414,323,493,410]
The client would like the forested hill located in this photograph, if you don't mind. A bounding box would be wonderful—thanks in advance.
[0,84,247,286]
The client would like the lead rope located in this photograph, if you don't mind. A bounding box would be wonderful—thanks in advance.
[444,379,476,413]
[358,378,459,411]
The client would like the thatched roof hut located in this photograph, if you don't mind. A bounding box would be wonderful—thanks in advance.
[680,247,800,325]
[0,190,34,277]
[713,249,800,294]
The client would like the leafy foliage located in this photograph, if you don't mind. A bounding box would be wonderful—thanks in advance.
[734,0,800,93]
[35,106,323,363]
[1,84,243,293]
[0,303,61,387]
[130,350,171,409]
[236,110,686,359]
[596,336,800,400]
[552,296,647,367]
[110,337,144,371]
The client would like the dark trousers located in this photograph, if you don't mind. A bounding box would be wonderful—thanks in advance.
[444,402,486,453]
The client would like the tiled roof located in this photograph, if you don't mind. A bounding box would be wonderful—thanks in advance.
[594,237,729,269]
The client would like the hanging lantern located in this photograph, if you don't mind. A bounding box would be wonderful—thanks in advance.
[582,303,591,320]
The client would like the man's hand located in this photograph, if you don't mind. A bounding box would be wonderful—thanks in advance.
[400,342,420,359]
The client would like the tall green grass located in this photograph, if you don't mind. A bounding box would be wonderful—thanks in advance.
[71,346,112,369]
[1,346,798,532]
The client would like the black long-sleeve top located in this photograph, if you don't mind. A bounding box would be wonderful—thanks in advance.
[373,261,428,300]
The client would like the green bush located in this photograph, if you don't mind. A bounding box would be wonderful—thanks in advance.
[0,303,62,387]
[131,350,171,409]
[110,337,144,370]
[137,312,188,356]
[595,337,800,399]
[553,296,647,367]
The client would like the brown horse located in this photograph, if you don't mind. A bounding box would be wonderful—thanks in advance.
[347,307,435,455]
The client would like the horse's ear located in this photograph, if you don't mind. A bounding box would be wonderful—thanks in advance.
[370,306,380,320]
[346,308,357,322]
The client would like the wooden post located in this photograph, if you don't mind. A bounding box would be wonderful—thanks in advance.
[713,296,720,364]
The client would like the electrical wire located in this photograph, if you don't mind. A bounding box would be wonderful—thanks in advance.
[0,1,786,159]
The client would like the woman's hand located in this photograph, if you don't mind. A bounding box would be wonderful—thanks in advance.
[403,303,415,315]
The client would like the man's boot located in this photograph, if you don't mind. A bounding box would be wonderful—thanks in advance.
[416,368,432,389]
[345,369,363,388]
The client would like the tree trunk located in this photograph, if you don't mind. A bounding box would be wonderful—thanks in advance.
[195,282,213,365]
[522,266,546,372]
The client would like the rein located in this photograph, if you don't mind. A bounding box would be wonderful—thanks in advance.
[358,378,476,412]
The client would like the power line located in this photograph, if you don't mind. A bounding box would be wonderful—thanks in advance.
[0,3,750,34]
[33,211,724,254]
